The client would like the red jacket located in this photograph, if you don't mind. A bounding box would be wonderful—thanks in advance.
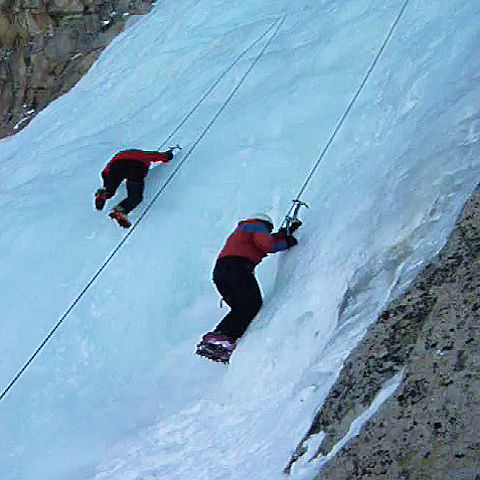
[218,219,289,266]
[103,149,173,176]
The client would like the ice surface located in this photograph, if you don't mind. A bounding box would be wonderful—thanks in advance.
[0,1,479,479]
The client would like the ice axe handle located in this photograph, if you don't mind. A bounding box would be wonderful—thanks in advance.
[292,199,308,217]
[285,199,308,234]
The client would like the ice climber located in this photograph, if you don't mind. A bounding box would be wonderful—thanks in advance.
[196,213,301,363]
[94,148,175,228]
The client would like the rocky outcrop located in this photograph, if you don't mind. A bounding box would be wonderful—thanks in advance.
[287,185,480,479]
[0,0,152,138]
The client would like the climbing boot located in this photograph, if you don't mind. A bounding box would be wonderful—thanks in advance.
[109,206,131,228]
[95,188,110,210]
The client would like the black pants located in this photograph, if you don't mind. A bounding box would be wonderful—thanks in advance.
[102,159,148,214]
[213,256,263,340]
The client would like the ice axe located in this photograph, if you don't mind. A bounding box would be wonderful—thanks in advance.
[284,199,308,235]
[157,144,182,153]
[168,144,182,153]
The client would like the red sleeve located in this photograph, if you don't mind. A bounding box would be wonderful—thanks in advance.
[149,150,173,163]
[114,149,173,163]
[252,232,275,253]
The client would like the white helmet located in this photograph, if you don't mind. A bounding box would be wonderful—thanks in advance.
[247,213,274,229]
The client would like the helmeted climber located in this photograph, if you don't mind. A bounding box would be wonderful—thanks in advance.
[94,147,176,228]
[196,213,301,363]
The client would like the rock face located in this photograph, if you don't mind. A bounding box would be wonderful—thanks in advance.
[287,185,480,479]
[0,0,152,138]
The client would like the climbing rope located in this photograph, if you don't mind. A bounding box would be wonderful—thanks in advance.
[140,14,287,227]
[0,14,286,404]
[282,0,411,226]
[156,17,284,150]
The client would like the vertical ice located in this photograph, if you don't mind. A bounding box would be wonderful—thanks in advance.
[0,1,479,479]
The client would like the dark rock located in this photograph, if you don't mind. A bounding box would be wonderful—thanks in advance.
[0,0,154,137]
[285,186,480,479]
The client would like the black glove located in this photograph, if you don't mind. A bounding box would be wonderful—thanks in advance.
[277,228,298,247]
[288,219,302,234]
[286,235,298,248]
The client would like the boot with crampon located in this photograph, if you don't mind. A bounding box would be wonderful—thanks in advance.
[196,332,237,363]
[95,188,110,210]
[109,205,131,228]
